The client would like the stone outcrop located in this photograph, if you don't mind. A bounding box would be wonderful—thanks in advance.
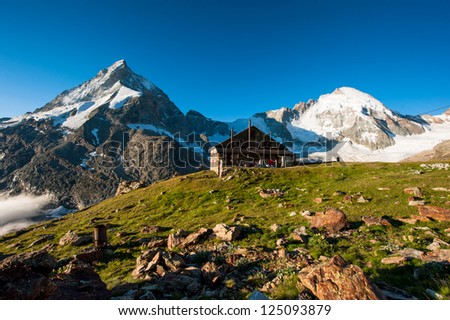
[362,216,391,227]
[179,228,212,249]
[418,206,450,221]
[0,250,109,299]
[115,180,146,196]
[404,187,423,198]
[309,208,349,233]
[298,255,383,300]
[49,260,111,299]
[59,230,92,246]
[213,223,241,241]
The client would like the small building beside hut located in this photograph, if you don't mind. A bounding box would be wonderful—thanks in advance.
[210,123,295,175]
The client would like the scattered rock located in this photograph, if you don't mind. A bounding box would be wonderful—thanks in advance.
[342,195,353,204]
[298,255,383,300]
[381,256,406,265]
[313,197,323,204]
[418,205,450,221]
[362,216,391,227]
[248,290,269,300]
[396,248,424,259]
[141,226,162,234]
[49,260,111,299]
[146,239,167,248]
[27,234,55,248]
[0,250,57,276]
[333,190,346,196]
[422,249,450,263]
[404,187,423,198]
[425,288,444,300]
[408,199,425,206]
[167,229,188,250]
[377,187,391,191]
[289,211,297,217]
[301,210,312,218]
[431,187,450,192]
[115,180,146,196]
[259,188,284,198]
[73,248,103,264]
[270,224,281,232]
[309,208,349,233]
[377,283,418,300]
[59,231,91,246]
[179,228,211,248]
[398,215,431,224]
[290,226,308,242]
[0,251,57,299]
[276,238,287,247]
[357,195,370,203]
[0,250,109,299]
[426,238,449,251]
[213,223,241,241]
[420,163,449,171]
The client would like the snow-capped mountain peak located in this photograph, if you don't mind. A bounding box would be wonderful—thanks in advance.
[4,60,160,129]
[315,86,393,116]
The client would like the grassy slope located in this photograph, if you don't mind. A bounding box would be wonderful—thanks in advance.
[1,162,449,298]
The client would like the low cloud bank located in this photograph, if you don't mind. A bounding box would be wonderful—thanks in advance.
[0,194,52,236]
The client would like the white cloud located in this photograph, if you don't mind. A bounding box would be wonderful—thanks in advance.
[0,194,52,236]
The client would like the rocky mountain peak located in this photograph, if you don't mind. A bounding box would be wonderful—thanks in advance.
[90,59,155,94]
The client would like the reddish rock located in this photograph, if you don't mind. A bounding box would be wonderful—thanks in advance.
[418,206,450,221]
[313,198,323,204]
[0,250,57,299]
[167,234,182,250]
[298,255,383,300]
[146,239,167,248]
[141,226,162,234]
[49,260,111,299]
[398,215,431,224]
[381,256,406,265]
[213,223,241,241]
[362,216,392,227]
[404,187,423,198]
[342,195,353,203]
[73,248,103,264]
[422,249,450,263]
[310,208,349,233]
[179,228,211,248]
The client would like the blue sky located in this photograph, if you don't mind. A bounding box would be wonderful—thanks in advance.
[0,0,449,120]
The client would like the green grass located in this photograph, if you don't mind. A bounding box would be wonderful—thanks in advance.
[1,162,450,297]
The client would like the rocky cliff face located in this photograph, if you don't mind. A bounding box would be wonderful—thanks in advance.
[0,60,220,209]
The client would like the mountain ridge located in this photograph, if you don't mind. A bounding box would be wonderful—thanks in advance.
[1,60,449,210]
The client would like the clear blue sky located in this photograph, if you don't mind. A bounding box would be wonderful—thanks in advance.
[1,0,449,120]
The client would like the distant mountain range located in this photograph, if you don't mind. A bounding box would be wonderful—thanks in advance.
[1,60,449,209]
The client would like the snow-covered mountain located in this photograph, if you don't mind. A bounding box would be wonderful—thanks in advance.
[1,60,449,209]
[0,60,227,209]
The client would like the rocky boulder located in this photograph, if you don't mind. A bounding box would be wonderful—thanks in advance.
[362,216,391,227]
[418,206,450,221]
[59,230,92,246]
[0,250,58,299]
[213,223,242,241]
[0,250,110,299]
[49,260,111,299]
[179,228,212,249]
[309,208,349,233]
[115,180,146,196]
[298,255,383,300]
[404,187,423,198]
[0,250,57,275]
